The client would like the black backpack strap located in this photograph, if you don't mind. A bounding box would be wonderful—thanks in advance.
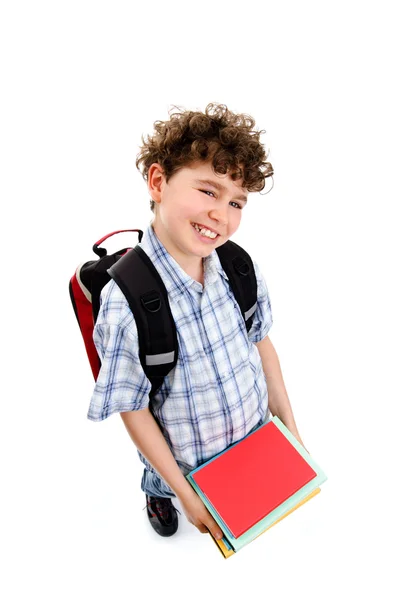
[107,245,178,400]
[216,240,258,333]
[107,240,257,400]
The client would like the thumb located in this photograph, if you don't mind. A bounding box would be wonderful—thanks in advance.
[205,516,224,540]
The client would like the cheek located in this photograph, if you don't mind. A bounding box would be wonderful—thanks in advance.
[178,205,196,223]
[163,195,192,225]
[179,196,205,222]
[229,210,242,233]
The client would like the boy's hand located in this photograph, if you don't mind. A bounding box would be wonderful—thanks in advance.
[177,487,224,540]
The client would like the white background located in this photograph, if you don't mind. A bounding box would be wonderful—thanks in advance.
[1,1,397,598]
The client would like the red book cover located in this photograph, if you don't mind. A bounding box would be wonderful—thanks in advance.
[192,421,317,538]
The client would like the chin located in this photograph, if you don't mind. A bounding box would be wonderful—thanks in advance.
[196,248,214,258]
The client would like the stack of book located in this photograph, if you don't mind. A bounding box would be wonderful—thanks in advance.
[186,416,327,558]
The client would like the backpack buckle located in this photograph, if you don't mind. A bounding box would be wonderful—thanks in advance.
[141,290,162,313]
[233,257,250,276]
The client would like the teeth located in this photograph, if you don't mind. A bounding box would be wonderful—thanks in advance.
[192,223,218,239]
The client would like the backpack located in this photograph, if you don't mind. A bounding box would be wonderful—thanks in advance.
[69,229,258,400]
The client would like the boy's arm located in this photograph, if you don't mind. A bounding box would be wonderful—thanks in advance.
[255,336,305,447]
[120,408,224,539]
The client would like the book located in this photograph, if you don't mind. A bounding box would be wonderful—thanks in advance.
[186,416,327,557]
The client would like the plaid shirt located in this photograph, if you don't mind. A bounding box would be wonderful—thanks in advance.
[88,223,273,483]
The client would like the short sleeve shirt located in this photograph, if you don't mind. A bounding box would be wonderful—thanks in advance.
[88,223,273,479]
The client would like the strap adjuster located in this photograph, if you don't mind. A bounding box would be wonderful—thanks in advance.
[141,290,161,313]
[233,257,250,276]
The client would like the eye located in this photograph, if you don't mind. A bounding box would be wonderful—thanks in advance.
[230,201,243,210]
[200,190,242,209]
[200,189,216,197]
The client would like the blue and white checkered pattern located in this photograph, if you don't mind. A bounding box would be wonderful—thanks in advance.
[88,223,273,494]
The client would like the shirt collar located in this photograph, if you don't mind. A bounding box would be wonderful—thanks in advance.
[138,223,228,303]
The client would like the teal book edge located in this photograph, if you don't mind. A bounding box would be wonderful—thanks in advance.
[186,415,327,552]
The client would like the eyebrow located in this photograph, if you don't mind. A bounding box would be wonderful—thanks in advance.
[193,178,248,203]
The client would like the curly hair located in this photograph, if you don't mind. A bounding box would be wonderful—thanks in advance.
[136,103,274,212]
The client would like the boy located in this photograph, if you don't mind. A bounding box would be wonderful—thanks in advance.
[88,103,305,540]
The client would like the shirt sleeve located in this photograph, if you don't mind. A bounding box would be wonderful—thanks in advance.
[247,259,273,344]
[87,282,152,422]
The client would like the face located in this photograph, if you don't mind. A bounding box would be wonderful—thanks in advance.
[149,161,248,270]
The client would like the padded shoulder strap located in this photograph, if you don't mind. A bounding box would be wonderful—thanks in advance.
[107,240,258,400]
[216,240,258,333]
[107,246,178,399]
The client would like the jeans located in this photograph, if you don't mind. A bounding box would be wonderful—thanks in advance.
[141,467,176,498]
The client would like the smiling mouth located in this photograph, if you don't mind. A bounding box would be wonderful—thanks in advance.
[191,222,220,239]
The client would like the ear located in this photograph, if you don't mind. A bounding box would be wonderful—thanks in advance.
[147,163,165,206]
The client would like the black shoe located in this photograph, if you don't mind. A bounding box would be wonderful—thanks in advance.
[145,495,179,537]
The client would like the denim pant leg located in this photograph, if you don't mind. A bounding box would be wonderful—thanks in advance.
[141,468,176,498]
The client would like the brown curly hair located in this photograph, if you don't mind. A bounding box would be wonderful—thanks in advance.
[136,103,274,212]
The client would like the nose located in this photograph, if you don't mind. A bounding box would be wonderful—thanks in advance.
[209,206,228,226]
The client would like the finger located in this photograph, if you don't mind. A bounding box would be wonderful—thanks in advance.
[204,516,223,540]
[209,525,224,540]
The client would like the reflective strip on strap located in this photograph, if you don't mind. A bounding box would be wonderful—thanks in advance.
[145,351,175,366]
[244,302,257,320]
